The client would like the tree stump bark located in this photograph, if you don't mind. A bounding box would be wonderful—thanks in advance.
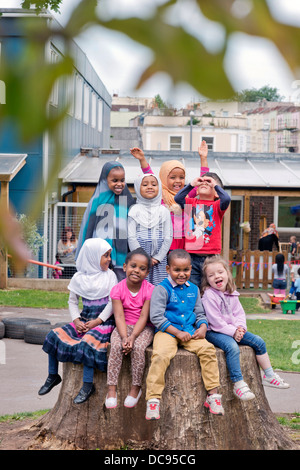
[29,346,297,450]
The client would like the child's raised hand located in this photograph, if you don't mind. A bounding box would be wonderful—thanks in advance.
[198,140,208,160]
[191,176,203,187]
[130,147,145,161]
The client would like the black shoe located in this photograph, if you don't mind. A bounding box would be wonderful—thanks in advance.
[73,384,95,404]
[38,374,61,396]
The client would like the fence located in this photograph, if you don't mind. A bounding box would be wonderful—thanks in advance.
[229,249,296,289]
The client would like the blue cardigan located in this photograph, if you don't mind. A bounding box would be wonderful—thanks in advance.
[150,276,208,336]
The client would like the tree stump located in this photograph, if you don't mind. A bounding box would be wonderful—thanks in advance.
[29,346,297,450]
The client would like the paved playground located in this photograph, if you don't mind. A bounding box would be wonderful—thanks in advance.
[1,305,300,416]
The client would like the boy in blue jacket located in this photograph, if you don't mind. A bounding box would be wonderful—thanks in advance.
[145,249,223,420]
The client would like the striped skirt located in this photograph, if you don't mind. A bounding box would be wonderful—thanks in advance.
[42,297,115,372]
[136,226,168,286]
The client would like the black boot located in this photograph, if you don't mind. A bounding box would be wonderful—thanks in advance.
[73,383,95,404]
[38,374,61,395]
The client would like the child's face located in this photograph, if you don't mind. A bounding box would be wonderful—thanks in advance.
[140,175,159,199]
[107,168,126,195]
[166,257,192,285]
[100,249,112,271]
[196,176,217,200]
[166,168,185,193]
[124,254,149,284]
[205,262,228,292]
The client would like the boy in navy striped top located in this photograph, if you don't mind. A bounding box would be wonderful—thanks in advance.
[145,249,224,420]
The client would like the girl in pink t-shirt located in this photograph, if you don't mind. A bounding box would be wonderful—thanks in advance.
[105,248,155,409]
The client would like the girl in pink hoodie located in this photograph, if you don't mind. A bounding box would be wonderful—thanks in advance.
[201,255,289,401]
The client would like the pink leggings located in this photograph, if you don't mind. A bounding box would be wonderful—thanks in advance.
[107,325,154,386]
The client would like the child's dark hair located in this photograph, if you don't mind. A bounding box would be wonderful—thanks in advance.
[202,172,223,188]
[125,247,152,270]
[275,253,285,277]
[298,267,300,276]
[167,249,191,266]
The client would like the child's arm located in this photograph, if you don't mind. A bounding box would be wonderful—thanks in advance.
[188,140,210,198]
[202,290,238,337]
[174,183,195,208]
[152,210,173,263]
[128,216,141,251]
[215,185,231,211]
[126,300,151,351]
[68,291,87,333]
[112,298,129,353]
[130,147,151,173]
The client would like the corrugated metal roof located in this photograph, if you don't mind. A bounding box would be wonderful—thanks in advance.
[0,154,27,182]
[58,151,300,189]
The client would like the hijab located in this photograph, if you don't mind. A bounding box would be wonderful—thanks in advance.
[68,238,117,300]
[129,173,170,255]
[159,160,186,215]
[76,161,135,267]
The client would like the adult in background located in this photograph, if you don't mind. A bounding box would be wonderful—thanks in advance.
[258,223,279,251]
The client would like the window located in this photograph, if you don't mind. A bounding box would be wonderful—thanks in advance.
[49,49,59,107]
[91,93,97,128]
[202,136,214,150]
[277,196,300,229]
[170,136,182,150]
[65,74,75,116]
[74,75,83,120]
[98,99,103,132]
[83,84,90,124]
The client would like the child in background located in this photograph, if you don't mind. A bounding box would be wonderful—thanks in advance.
[201,255,289,401]
[272,253,289,297]
[130,142,209,250]
[76,161,135,281]
[39,238,118,404]
[174,172,231,288]
[289,235,297,257]
[105,248,155,409]
[288,255,300,299]
[145,249,224,420]
[128,173,173,285]
[294,268,300,311]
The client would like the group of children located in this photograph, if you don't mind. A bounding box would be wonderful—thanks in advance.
[39,143,290,420]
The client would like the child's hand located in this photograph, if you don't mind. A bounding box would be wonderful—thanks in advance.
[198,140,208,160]
[191,176,203,187]
[176,330,191,342]
[85,318,102,331]
[151,257,159,266]
[130,147,145,161]
[192,324,207,340]
[234,327,245,343]
[74,318,87,334]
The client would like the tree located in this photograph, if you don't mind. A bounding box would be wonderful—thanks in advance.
[154,94,167,109]
[27,346,297,450]
[233,85,284,102]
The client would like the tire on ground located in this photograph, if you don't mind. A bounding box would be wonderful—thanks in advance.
[24,323,54,345]
[2,317,51,340]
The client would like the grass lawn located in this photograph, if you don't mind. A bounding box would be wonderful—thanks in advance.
[0,289,299,371]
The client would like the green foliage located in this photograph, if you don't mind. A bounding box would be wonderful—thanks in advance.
[17,214,46,256]
[154,94,167,109]
[21,0,62,13]
[233,85,284,102]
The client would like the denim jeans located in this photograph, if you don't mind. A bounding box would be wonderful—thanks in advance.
[190,254,210,288]
[206,330,267,383]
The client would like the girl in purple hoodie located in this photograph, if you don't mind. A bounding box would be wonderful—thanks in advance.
[201,255,289,401]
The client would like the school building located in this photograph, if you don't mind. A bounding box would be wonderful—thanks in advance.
[0,8,111,279]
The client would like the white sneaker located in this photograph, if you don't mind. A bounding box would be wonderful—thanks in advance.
[124,389,142,408]
[233,381,255,401]
[262,373,290,389]
[204,393,225,415]
[145,399,160,420]
[105,393,117,409]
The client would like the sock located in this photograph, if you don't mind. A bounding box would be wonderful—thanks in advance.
[264,366,274,378]
[82,382,93,393]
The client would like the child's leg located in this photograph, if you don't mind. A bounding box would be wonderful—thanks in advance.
[107,327,124,398]
[130,325,154,397]
[206,330,243,383]
[182,337,220,393]
[273,288,281,295]
[145,331,178,401]
[38,354,61,396]
[73,365,95,404]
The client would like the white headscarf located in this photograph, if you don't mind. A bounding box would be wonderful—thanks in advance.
[129,173,170,229]
[68,238,117,300]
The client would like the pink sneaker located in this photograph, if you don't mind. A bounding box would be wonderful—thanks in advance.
[145,399,160,420]
[204,394,224,415]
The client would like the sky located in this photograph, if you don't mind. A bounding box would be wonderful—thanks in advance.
[1,0,300,107]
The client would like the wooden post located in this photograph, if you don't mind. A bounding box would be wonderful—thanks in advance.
[0,181,9,289]
[222,202,231,261]
[243,195,250,250]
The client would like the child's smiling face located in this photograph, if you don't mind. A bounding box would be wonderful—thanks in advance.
[100,249,111,271]
[166,257,192,285]
[140,175,159,199]
[205,262,228,292]
[166,167,185,193]
[124,254,149,284]
[107,168,126,195]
